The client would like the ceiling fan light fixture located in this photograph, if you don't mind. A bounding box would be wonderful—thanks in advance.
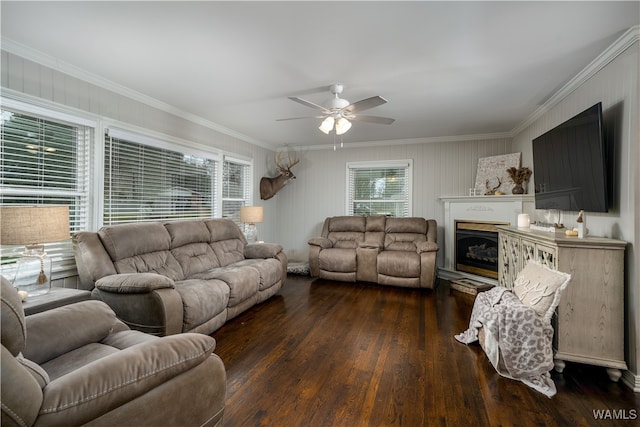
[319,116,335,134]
[335,117,352,135]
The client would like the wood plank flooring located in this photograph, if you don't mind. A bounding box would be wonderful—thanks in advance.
[212,275,639,426]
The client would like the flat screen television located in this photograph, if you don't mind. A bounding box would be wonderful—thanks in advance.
[532,102,608,212]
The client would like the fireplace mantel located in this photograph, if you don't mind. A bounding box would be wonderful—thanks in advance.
[439,195,535,283]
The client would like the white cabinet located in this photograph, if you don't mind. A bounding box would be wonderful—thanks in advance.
[497,226,627,381]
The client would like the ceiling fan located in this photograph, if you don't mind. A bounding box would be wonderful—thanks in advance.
[278,84,395,135]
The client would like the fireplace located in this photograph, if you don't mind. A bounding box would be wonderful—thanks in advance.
[455,221,507,279]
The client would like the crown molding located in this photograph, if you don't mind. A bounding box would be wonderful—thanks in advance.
[3,24,638,152]
[1,38,272,150]
[296,132,512,151]
[511,25,640,136]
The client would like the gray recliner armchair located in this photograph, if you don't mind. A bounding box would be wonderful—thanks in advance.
[0,276,226,427]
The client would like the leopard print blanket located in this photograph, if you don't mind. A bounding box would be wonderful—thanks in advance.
[455,286,557,397]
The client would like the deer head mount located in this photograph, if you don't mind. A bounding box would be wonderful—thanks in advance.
[260,151,300,200]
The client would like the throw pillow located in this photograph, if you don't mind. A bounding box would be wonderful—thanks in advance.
[512,261,572,322]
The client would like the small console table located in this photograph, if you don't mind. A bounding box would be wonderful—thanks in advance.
[23,287,92,316]
[497,225,627,381]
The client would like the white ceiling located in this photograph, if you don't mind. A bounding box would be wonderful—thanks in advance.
[1,1,638,149]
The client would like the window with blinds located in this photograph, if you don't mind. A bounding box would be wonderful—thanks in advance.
[222,157,252,227]
[0,108,92,269]
[346,160,412,217]
[104,129,218,225]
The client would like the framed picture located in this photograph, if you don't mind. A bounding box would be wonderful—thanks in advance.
[474,153,521,195]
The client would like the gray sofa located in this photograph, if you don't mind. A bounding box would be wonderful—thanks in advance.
[73,218,287,336]
[1,276,226,427]
[308,216,438,288]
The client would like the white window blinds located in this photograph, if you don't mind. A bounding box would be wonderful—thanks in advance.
[0,108,92,268]
[222,156,252,227]
[104,129,218,225]
[347,160,412,217]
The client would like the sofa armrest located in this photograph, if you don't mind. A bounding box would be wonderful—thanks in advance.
[308,237,333,249]
[358,241,381,251]
[417,241,439,253]
[244,243,284,259]
[95,273,175,294]
[92,274,182,336]
[356,242,381,283]
[24,300,128,365]
[37,334,217,427]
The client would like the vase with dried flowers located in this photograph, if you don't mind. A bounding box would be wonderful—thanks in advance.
[506,167,532,194]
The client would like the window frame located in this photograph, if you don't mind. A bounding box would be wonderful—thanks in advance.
[102,126,221,226]
[0,98,96,275]
[222,155,253,228]
[345,160,413,217]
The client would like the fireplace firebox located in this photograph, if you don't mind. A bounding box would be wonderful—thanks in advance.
[455,221,507,279]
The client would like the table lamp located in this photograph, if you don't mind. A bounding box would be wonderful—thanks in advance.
[1,205,70,297]
[239,206,263,243]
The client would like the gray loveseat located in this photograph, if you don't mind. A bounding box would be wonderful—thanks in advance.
[308,216,438,288]
[73,218,287,336]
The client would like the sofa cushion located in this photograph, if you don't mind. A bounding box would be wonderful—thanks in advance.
[172,243,221,277]
[99,222,171,261]
[329,216,366,232]
[165,220,211,248]
[377,251,421,278]
[173,279,230,332]
[191,267,259,308]
[41,343,120,381]
[365,215,386,231]
[385,217,427,234]
[204,218,247,243]
[319,248,357,273]
[384,218,428,251]
[329,232,365,249]
[233,258,282,290]
[114,251,185,281]
[210,239,246,266]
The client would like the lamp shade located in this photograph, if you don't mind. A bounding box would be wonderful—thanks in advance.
[1,206,70,245]
[335,117,352,135]
[240,206,263,224]
[318,116,335,134]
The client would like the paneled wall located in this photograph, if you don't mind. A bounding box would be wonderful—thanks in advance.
[271,137,512,263]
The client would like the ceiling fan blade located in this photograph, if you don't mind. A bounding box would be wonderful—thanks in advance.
[343,96,388,113]
[288,97,329,112]
[276,115,326,122]
[349,115,395,125]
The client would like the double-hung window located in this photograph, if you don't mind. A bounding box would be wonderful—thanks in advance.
[104,128,219,225]
[0,104,93,270]
[346,160,412,217]
[222,156,252,227]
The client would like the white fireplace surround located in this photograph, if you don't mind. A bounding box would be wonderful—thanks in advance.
[439,195,535,284]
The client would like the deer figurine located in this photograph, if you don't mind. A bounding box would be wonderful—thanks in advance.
[260,151,300,200]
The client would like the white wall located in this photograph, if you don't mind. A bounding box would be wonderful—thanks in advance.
[512,41,639,383]
[272,137,512,263]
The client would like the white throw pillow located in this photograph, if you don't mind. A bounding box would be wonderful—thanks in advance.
[512,261,572,322]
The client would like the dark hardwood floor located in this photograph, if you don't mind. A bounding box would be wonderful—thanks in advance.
[212,275,639,427]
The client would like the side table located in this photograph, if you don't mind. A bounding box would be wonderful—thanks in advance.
[23,287,92,316]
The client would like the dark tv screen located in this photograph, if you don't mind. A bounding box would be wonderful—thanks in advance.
[532,102,608,212]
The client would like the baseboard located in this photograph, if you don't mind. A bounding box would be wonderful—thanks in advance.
[621,370,640,392]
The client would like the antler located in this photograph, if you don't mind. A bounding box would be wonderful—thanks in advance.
[275,150,300,171]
